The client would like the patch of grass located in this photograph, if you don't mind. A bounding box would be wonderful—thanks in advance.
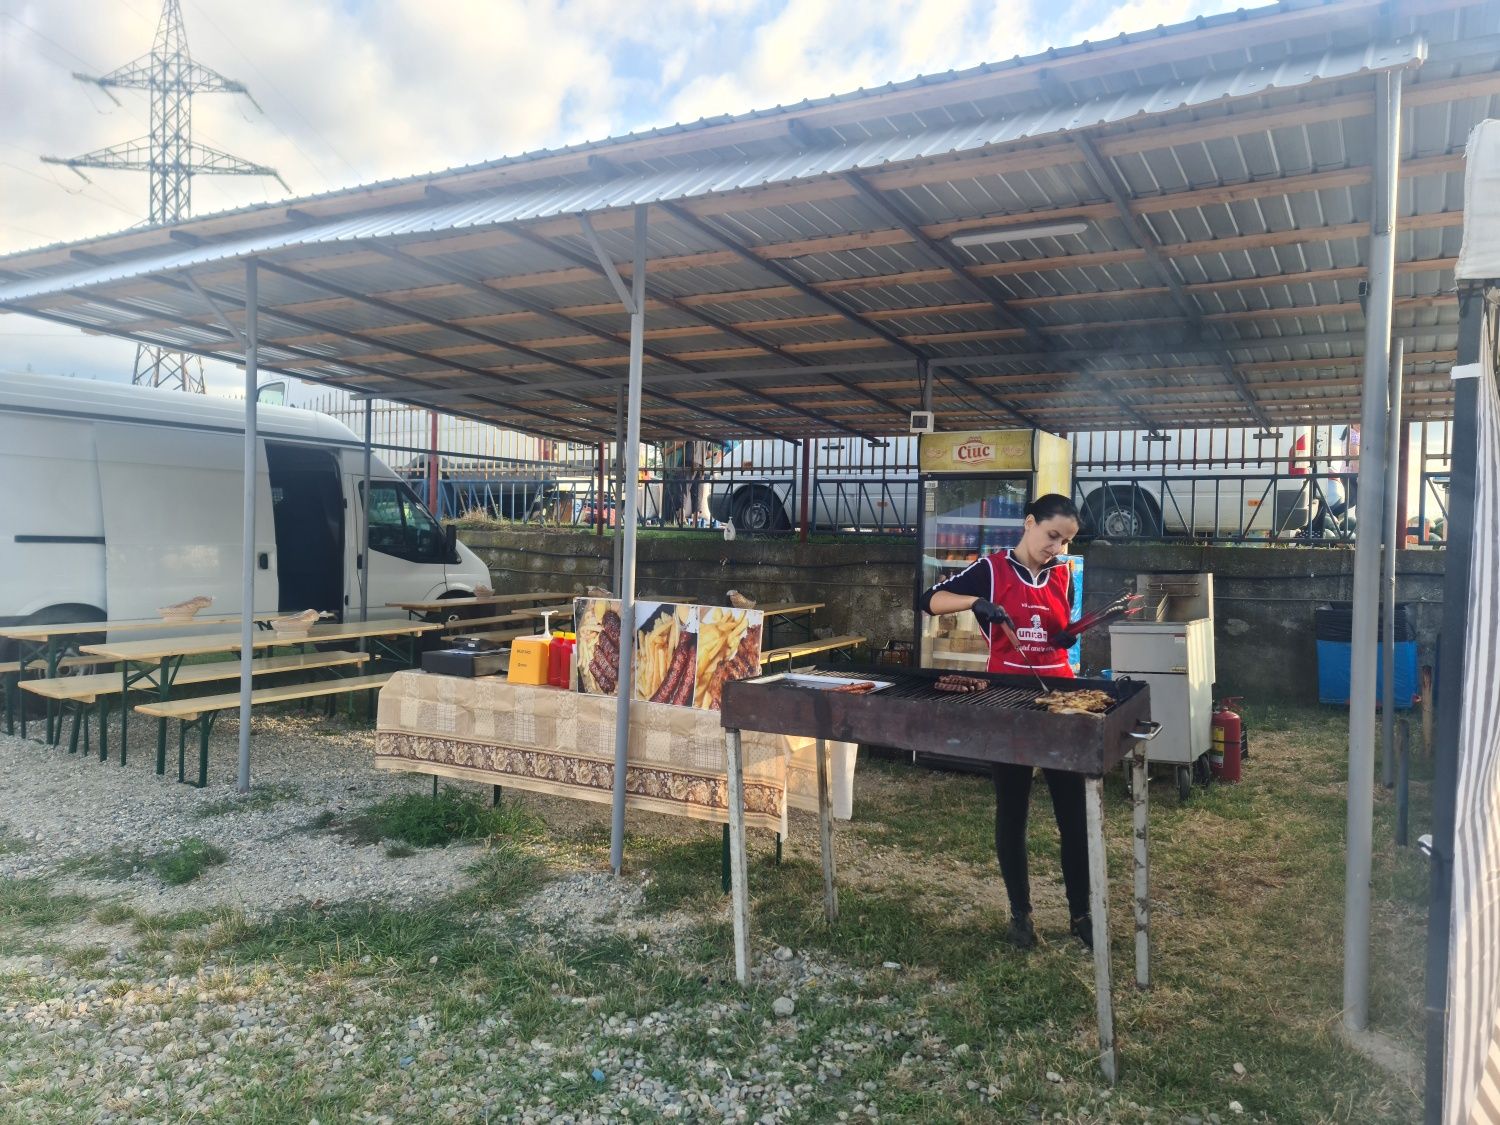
[58,943,109,971]
[457,841,550,909]
[92,902,136,926]
[302,810,338,832]
[0,877,92,928]
[0,825,31,857]
[192,782,300,819]
[383,843,417,859]
[329,787,544,849]
[70,838,228,886]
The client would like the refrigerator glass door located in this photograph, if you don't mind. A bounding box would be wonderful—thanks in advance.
[919,476,1027,669]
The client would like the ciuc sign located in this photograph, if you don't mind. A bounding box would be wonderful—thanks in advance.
[954,439,994,463]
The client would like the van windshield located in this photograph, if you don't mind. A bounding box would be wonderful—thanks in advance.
[362,481,446,564]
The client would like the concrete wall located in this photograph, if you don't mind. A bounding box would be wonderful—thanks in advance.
[458,527,1445,702]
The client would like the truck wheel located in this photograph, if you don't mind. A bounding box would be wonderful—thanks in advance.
[732,488,790,532]
[1081,487,1160,539]
[1176,765,1193,801]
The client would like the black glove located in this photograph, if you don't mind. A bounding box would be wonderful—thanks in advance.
[1048,628,1080,649]
[970,598,1013,630]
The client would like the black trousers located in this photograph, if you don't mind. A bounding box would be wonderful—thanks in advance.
[991,762,1091,921]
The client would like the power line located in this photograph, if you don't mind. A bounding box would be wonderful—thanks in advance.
[185,0,361,184]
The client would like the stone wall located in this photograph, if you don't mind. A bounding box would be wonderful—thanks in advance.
[457,527,1446,702]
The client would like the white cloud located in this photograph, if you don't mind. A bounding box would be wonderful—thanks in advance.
[0,0,1237,391]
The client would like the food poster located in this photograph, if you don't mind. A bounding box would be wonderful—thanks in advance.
[1062,554,1084,674]
[632,602,698,705]
[695,605,764,710]
[575,597,623,696]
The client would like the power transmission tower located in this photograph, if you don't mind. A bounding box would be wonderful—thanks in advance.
[43,0,288,392]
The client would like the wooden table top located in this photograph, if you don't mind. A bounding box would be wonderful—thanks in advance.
[79,619,438,662]
[386,591,573,612]
[0,613,279,642]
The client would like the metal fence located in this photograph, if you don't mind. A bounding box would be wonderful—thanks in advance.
[301,394,1453,545]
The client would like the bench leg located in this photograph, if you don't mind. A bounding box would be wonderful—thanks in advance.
[198,717,211,789]
[67,703,82,756]
[156,717,168,776]
[81,706,90,758]
[177,722,187,784]
[98,696,108,762]
[2,673,14,736]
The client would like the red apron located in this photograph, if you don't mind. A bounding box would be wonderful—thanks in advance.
[982,552,1075,678]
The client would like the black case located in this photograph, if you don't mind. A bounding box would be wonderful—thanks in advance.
[421,638,504,678]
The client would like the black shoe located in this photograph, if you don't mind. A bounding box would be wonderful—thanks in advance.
[1007,912,1037,949]
[1070,914,1094,951]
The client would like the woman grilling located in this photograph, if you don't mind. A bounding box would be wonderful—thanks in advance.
[917,493,1091,950]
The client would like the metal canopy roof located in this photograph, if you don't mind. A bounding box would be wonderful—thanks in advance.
[0,0,1494,443]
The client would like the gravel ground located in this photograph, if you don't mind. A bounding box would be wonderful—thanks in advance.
[0,712,1226,1123]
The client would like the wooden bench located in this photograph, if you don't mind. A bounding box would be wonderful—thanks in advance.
[22,651,370,765]
[758,635,866,669]
[2,656,119,735]
[135,671,394,787]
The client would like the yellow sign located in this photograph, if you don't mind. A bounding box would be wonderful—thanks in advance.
[919,429,1035,473]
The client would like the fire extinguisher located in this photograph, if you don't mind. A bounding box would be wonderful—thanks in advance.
[1211,698,1245,783]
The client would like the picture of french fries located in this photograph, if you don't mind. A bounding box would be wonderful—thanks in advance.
[633,604,698,705]
[694,605,764,710]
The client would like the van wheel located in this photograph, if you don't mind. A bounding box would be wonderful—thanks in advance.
[732,488,790,532]
[1081,488,1160,539]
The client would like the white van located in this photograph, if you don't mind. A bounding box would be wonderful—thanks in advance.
[0,373,491,646]
[1070,425,1356,539]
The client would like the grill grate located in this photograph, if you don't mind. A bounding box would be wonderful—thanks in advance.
[768,669,1119,714]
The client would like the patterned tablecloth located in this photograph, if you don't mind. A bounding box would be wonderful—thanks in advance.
[375,671,856,835]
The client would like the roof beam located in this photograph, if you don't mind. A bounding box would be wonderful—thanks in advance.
[364,244,793,442]
[262,254,783,443]
[653,199,1036,429]
[505,221,899,439]
[249,260,681,440]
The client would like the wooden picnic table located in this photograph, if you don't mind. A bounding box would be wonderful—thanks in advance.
[79,620,439,768]
[387,591,573,617]
[0,612,278,740]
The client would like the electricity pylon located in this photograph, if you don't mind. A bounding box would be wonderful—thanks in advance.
[43,0,288,392]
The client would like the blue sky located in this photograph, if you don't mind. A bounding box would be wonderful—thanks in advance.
[0,0,1251,391]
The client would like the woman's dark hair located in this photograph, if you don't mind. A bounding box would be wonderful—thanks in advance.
[1025,493,1079,522]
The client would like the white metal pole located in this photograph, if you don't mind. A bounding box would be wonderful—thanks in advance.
[237,260,259,794]
[612,388,625,595]
[1382,339,1405,789]
[609,206,648,876]
[1343,67,1402,1032]
[1085,776,1118,1084]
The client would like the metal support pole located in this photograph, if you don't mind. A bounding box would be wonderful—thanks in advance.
[919,356,933,414]
[596,442,605,538]
[725,727,751,983]
[816,738,838,923]
[427,410,439,515]
[799,438,812,543]
[1343,67,1402,1033]
[1396,414,1411,548]
[1131,745,1151,989]
[360,400,373,624]
[608,206,648,876]
[612,388,625,596]
[1382,339,1404,789]
[1085,776,1117,1083]
[237,260,259,794]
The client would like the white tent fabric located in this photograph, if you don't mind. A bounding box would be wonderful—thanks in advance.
[1457,121,1500,282]
[1446,299,1500,1124]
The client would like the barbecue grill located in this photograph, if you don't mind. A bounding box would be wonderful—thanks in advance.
[721,667,1157,776]
[718,664,1161,1085]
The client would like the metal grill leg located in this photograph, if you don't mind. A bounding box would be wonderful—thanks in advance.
[1131,746,1151,989]
[1085,775,1118,1083]
[817,738,838,923]
[725,728,751,985]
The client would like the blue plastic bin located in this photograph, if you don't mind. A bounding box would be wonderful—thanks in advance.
[1314,604,1418,709]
